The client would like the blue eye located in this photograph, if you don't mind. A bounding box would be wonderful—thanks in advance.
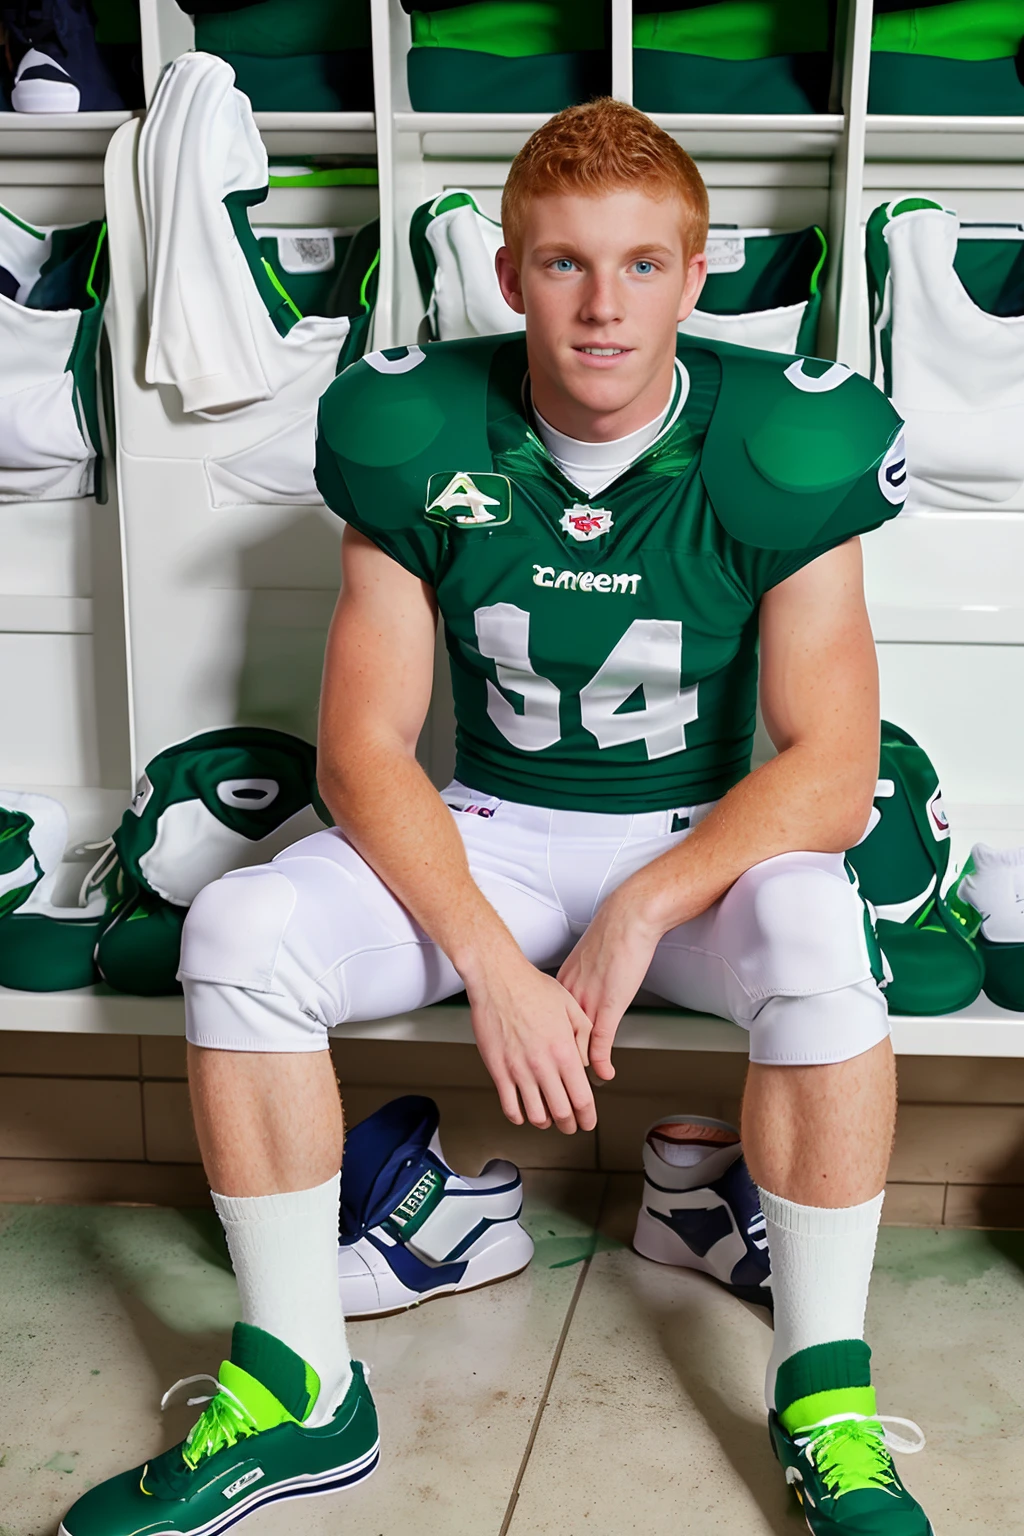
[553,258,575,272]
[634,260,655,275]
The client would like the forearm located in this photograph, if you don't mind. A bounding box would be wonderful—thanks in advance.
[318,742,522,983]
[621,738,874,937]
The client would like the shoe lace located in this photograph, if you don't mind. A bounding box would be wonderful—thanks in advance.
[794,1412,926,1500]
[160,1374,259,1472]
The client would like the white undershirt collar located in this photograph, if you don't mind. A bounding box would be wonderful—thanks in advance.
[532,359,690,498]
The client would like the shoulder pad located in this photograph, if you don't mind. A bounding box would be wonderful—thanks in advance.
[699,349,903,550]
[318,335,510,471]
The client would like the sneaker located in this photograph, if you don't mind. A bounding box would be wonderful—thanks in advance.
[769,1340,933,1534]
[632,1114,772,1309]
[3,0,125,112]
[59,1323,379,1536]
[338,1094,534,1318]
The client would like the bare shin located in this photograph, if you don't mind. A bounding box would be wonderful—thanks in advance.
[741,1037,896,1207]
[188,1044,345,1197]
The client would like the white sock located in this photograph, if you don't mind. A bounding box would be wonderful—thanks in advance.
[758,1186,884,1410]
[212,1172,352,1425]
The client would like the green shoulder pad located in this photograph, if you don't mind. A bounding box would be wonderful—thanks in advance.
[317,334,511,473]
[699,345,904,551]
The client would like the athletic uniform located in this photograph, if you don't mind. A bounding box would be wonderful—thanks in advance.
[180,332,907,1067]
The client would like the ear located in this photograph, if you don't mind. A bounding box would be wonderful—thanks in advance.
[496,245,526,316]
[677,250,708,325]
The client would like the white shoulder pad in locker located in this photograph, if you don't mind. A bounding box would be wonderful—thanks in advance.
[679,226,827,357]
[413,191,524,341]
[0,205,105,503]
[868,201,1024,514]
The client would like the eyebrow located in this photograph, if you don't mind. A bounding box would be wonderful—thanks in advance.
[532,243,677,261]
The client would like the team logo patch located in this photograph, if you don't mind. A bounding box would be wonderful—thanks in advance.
[425,471,512,528]
[926,786,950,840]
[560,504,614,542]
[878,432,908,506]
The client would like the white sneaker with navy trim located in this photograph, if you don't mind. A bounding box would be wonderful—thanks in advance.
[338,1095,534,1318]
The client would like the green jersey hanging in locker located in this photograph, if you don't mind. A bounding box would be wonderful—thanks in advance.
[315,334,906,814]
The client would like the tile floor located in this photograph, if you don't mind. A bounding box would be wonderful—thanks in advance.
[1,1175,1022,1535]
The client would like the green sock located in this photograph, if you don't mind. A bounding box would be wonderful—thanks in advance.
[777,1340,877,1435]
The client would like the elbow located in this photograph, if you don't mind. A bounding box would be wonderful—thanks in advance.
[822,779,877,855]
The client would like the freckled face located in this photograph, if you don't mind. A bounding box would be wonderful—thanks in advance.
[495,187,707,441]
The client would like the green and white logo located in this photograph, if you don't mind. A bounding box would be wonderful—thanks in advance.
[425,471,512,528]
[382,1165,445,1240]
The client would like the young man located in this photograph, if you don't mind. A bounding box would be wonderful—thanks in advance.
[61,100,931,1536]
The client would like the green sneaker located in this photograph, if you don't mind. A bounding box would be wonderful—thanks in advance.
[59,1324,379,1536]
[769,1340,933,1534]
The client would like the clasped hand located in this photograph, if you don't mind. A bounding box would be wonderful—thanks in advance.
[467,892,664,1135]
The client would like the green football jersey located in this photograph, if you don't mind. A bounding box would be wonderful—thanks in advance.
[315,334,904,813]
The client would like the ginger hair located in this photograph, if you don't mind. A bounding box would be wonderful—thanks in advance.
[501,98,709,261]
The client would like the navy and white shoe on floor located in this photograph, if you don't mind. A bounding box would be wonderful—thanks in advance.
[3,0,125,112]
[633,1114,773,1310]
[338,1095,534,1318]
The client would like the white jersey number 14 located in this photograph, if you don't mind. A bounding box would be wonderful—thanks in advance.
[474,602,699,760]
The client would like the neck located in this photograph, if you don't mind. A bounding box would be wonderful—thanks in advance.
[527,353,679,443]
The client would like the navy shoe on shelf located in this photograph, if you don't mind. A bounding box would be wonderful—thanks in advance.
[2,0,125,112]
[633,1114,773,1310]
[338,1095,534,1318]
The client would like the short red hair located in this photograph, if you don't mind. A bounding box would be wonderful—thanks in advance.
[502,98,709,261]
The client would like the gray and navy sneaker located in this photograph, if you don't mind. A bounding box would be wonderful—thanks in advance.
[3,0,125,111]
[338,1095,534,1318]
[633,1114,773,1310]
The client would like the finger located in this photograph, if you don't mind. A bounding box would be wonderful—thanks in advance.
[488,1062,524,1125]
[587,1014,619,1081]
[534,1069,578,1136]
[556,1049,597,1132]
[516,1071,552,1131]
[570,1011,593,1066]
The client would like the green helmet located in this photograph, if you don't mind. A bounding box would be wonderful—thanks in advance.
[846,721,983,1015]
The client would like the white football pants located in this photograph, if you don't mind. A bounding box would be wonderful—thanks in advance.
[179,782,889,1067]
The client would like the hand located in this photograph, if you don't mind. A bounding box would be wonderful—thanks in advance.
[464,955,597,1135]
[557,892,664,1082]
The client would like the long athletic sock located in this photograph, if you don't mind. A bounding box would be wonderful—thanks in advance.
[758,1186,884,1410]
[212,1172,352,1426]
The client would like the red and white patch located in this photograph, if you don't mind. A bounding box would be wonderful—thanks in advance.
[560,504,614,542]
[926,786,950,840]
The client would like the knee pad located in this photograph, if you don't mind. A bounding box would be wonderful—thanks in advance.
[180,867,297,991]
[748,977,890,1066]
[727,854,877,1001]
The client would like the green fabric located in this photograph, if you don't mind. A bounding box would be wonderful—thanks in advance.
[410,1,602,56]
[872,1,1024,60]
[0,810,40,919]
[634,0,828,58]
[224,189,378,355]
[91,0,141,45]
[977,933,1024,1011]
[954,233,1024,316]
[113,726,325,902]
[634,48,829,112]
[776,1340,873,1417]
[0,915,101,992]
[315,334,901,814]
[782,1386,878,1435]
[229,1323,318,1423]
[220,49,374,112]
[869,50,1024,113]
[196,0,371,55]
[407,45,606,110]
[95,888,185,996]
[846,721,984,1016]
[699,226,826,351]
[877,918,985,1014]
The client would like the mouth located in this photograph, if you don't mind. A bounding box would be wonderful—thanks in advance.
[572,345,633,366]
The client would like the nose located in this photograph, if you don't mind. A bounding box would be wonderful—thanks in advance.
[579,268,623,327]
